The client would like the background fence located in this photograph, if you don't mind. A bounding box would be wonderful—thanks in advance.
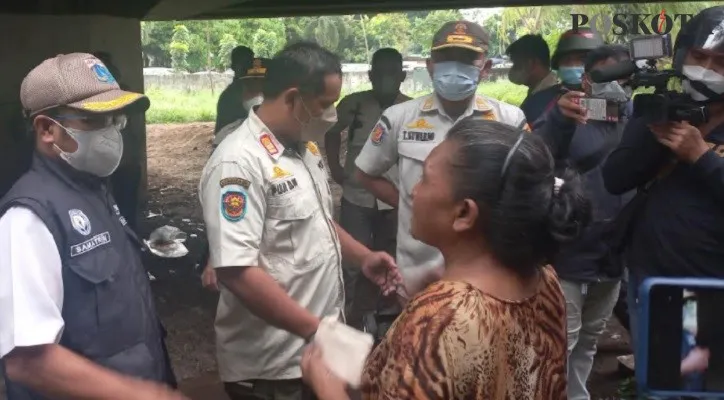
[143,67,512,94]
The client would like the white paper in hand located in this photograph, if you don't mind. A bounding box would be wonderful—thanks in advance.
[314,316,374,388]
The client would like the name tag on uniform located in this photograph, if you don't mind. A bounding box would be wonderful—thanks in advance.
[402,131,435,142]
[402,118,435,142]
[70,232,111,257]
[271,178,299,196]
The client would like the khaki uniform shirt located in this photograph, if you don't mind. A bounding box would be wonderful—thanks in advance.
[335,91,410,210]
[199,108,344,382]
[355,94,528,283]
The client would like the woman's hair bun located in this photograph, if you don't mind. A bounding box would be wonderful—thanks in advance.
[547,167,592,243]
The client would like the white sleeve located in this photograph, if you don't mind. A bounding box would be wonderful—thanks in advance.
[355,111,399,177]
[0,207,64,358]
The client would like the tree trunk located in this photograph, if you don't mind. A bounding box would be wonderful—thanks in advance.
[359,15,371,64]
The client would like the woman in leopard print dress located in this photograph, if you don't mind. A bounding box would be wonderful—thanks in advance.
[302,118,591,399]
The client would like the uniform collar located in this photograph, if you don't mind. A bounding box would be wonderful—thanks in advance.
[530,71,559,95]
[248,107,317,161]
[32,152,104,192]
[419,93,493,116]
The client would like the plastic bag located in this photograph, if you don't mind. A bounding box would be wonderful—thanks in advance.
[144,225,189,258]
[315,316,373,388]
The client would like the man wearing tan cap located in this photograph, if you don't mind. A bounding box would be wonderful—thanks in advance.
[215,45,255,134]
[200,57,272,292]
[212,57,271,149]
[0,53,185,400]
[355,21,530,292]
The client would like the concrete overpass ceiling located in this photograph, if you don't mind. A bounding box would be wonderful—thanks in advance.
[144,0,709,20]
[0,0,710,20]
[0,0,161,18]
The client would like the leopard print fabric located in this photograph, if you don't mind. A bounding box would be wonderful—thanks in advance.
[360,265,567,400]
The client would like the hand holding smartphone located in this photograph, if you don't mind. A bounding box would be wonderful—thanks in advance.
[638,277,724,398]
[575,97,620,122]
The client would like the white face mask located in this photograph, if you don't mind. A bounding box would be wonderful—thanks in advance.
[297,98,338,142]
[243,95,263,111]
[681,65,724,101]
[52,120,124,177]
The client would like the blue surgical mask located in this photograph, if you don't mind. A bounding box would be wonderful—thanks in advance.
[432,61,481,101]
[558,66,584,85]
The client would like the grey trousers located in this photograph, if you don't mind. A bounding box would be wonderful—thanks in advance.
[561,279,621,400]
[339,198,397,329]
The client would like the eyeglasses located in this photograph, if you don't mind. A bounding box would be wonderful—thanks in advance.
[54,114,127,130]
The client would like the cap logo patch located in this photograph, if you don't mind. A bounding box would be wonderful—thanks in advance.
[81,93,142,112]
[84,58,116,83]
[247,58,267,75]
[447,34,474,44]
[454,23,468,34]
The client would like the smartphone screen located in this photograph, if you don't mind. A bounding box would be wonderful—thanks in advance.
[578,97,620,122]
[644,282,724,394]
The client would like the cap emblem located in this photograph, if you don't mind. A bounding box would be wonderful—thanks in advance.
[84,57,116,84]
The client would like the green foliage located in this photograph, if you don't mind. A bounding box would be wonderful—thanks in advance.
[145,80,527,124]
[217,34,238,70]
[304,16,349,52]
[477,80,527,106]
[146,87,217,124]
[410,10,464,56]
[366,13,412,54]
[141,3,718,72]
[169,25,190,71]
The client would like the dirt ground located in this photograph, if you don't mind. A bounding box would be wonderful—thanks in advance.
[143,122,635,399]
[0,123,631,399]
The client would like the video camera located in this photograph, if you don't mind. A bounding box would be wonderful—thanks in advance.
[590,35,708,125]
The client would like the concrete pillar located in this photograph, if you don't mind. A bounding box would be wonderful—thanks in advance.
[0,14,147,222]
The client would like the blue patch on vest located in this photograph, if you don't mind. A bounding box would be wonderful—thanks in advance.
[70,231,112,257]
[92,64,116,83]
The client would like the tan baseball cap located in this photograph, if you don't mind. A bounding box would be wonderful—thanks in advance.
[20,52,150,117]
[431,21,490,53]
[239,57,270,79]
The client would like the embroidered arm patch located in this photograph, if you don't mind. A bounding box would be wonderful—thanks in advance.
[370,122,387,146]
[221,186,248,222]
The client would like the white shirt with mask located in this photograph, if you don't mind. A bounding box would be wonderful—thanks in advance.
[333,90,410,210]
[355,93,527,285]
[200,107,344,382]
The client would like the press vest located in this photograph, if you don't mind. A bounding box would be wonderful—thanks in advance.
[0,153,174,399]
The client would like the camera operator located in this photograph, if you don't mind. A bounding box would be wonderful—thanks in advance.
[602,5,724,364]
[535,44,635,400]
